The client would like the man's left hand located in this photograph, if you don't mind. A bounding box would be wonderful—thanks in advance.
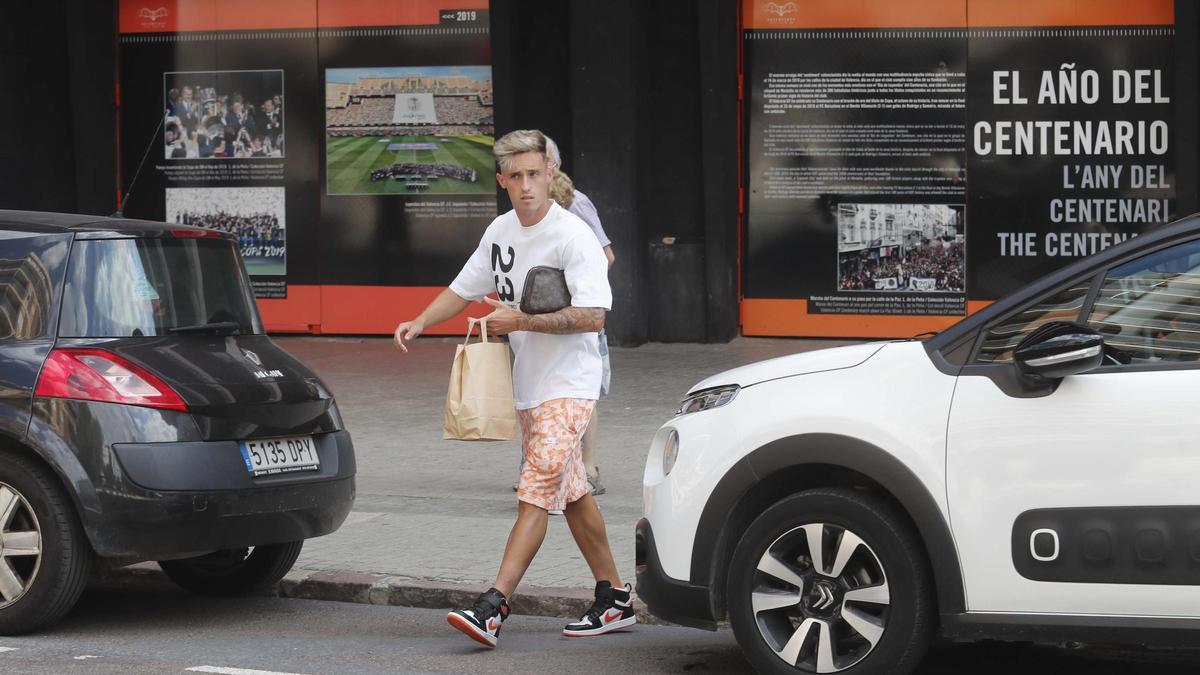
[482,297,526,335]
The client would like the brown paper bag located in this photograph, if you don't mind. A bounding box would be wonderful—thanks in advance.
[443,318,517,441]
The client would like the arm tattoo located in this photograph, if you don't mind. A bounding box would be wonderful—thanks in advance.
[518,306,605,334]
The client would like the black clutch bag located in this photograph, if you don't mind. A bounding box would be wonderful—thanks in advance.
[520,266,572,314]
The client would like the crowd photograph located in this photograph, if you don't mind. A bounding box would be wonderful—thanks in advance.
[837,203,966,292]
[370,162,479,184]
[165,187,286,276]
[163,70,285,160]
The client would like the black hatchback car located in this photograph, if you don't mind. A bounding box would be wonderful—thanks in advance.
[0,210,355,633]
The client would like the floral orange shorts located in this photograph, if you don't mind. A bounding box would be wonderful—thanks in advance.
[516,398,596,511]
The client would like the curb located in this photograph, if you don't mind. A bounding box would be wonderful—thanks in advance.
[98,565,672,627]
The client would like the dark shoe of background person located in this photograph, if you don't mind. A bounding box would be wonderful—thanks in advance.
[563,581,636,637]
[447,587,510,648]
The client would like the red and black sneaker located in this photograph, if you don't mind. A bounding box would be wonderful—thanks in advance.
[447,587,510,648]
[562,581,636,637]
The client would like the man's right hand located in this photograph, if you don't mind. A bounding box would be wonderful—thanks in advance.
[392,289,471,353]
[393,319,425,352]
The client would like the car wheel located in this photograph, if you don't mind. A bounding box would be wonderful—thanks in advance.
[0,454,90,635]
[159,540,303,597]
[727,488,935,675]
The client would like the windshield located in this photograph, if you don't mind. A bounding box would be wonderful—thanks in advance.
[59,237,262,337]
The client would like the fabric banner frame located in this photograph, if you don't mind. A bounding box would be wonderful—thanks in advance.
[118,0,494,334]
[740,0,1182,338]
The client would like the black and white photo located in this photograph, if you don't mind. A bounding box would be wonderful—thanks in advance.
[837,203,965,292]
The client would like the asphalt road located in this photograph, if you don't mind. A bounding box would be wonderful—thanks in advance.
[4,584,1200,674]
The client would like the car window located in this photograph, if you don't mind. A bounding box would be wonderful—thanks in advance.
[0,233,68,342]
[975,282,1092,363]
[1085,239,1200,364]
[59,237,262,338]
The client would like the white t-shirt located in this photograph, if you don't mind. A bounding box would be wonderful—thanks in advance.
[449,201,612,410]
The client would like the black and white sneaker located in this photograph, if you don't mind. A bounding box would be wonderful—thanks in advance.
[447,587,510,648]
[562,581,636,637]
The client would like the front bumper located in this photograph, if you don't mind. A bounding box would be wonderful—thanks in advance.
[635,518,718,630]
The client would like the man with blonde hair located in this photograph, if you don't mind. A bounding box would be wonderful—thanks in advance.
[393,129,633,648]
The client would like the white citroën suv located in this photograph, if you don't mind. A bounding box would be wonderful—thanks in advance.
[638,214,1200,674]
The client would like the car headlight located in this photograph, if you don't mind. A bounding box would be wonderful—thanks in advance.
[676,385,740,416]
[662,429,680,476]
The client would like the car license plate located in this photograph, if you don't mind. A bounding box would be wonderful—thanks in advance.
[239,435,320,476]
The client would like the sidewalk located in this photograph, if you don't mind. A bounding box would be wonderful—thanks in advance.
[119,335,856,619]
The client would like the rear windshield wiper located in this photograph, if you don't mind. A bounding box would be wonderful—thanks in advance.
[166,321,243,335]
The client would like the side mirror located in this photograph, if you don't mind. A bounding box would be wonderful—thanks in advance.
[1013,323,1105,381]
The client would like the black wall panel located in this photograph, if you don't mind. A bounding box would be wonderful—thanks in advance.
[1,0,741,343]
[494,0,741,344]
[0,0,116,216]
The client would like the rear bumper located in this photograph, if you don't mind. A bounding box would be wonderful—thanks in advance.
[112,429,353,491]
[90,430,356,558]
[91,475,355,558]
[635,518,718,631]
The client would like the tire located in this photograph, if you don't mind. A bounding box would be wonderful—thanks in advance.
[727,488,935,675]
[159,540,303,597]
[0,453,90,635]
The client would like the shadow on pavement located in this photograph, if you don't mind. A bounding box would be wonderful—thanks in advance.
[41,580,1200,675]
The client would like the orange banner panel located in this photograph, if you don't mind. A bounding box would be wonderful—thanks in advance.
[318,286,490,336]
[741,299,993,338]
[121,0,317,33]
[318,0,486,29]
[120,0,486,33]
[967,0,1173,27]
[741,0,1173,30]
[258,285,323,334]
[743,0,966,30]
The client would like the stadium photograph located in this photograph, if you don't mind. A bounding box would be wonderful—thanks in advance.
[325,66,495,195]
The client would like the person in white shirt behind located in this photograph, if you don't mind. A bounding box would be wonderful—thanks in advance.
[392,129,634,648]
[544,136,615,496]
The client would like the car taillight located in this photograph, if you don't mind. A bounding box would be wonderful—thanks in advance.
[35,349,187,412]
[171,229,220,238]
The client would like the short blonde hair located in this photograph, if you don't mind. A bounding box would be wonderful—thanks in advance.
[493,129,548,171]
[549,170,574,209]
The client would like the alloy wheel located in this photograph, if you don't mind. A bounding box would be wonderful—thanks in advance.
[0,483,42,610]
[751,522,890,673]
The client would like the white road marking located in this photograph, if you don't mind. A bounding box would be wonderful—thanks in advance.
[187,667,309,675]
[75,655,100,660]
[0,647,17,652]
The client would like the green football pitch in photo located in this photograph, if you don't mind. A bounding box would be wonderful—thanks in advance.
[326,135,496,195]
